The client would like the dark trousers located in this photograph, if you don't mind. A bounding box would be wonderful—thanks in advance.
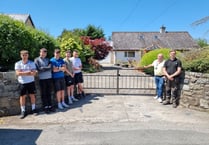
[39,78,52,107]
[166,78,179,103]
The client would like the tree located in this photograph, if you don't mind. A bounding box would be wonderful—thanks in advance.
[196,38,209,48]
[81,36,112,60]
[84,24,105,39]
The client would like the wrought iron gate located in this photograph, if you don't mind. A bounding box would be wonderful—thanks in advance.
[83,67,156,95]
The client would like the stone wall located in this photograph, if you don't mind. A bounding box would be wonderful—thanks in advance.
[1,71,209,117]
[180,72,209,112]
[0,71,55,117]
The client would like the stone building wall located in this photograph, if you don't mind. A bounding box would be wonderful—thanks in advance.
[1,71,209,117]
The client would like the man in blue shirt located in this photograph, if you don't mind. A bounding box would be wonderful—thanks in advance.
[50,49,69,110]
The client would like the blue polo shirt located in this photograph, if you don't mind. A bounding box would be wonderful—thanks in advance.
[50,57,65,79]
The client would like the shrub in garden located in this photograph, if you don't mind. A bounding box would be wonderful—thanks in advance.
[139,48,171,75]
[179,48,209,73]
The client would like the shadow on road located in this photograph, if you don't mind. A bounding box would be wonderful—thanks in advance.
[0,128,42,145]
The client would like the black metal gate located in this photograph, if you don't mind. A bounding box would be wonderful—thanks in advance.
[83,67,156,95]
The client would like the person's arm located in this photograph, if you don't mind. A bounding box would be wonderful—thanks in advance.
[144,64,153,69]
[170,67,181,78]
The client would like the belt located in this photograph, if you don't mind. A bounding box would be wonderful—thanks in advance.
[155,75,164,77]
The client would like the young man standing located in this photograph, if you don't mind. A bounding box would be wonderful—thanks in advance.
[64,50,78,104]
[50,49,70,110]
[70,50,85,99]
[34,48,55,113]
[15,50,38,119]
[163,50,182,108]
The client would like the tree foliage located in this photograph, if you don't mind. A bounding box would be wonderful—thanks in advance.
[0,14,57,69]
[81,36,112,60]
[196,38,209,48]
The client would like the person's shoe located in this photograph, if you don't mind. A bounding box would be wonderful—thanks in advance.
[62,102,70,108]
[68,97,73,104]
[58,103,64,110]
[48,106,56,112]
[173,103,177,108]
[154,96,158,99]
[163,100,170,105]
[32,109,39,116]
[20,111,26,119]
[82,91,86,98]
[157,98,163,103]
[71,96,79,102]
[44,106,50,114]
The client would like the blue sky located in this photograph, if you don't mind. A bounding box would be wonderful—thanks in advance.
[0,0,209,40]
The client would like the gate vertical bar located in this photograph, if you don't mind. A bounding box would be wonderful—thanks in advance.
[116,69,119,94]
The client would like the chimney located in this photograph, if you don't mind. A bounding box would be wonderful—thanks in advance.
[160,25,166,33]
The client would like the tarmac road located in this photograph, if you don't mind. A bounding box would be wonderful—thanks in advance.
[0,94,209,145]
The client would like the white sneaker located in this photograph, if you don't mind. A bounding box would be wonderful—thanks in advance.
[68,97,73,104]
[58,103,64,110]
[154,96,158,99]
[71,96,79,102]
[157,98,163,103]
[62,102,70,108]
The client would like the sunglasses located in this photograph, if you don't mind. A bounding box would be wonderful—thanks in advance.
[56,51,60,54]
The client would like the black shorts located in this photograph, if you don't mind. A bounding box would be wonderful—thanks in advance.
[18,82,36,96]
[65,75,74,86]
[53,77,65,92]
[74,72,83,85]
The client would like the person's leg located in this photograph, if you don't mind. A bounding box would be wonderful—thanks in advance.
[46,79,52,107]
[163,79,171,105]
[19,83,27,119]
[171,79,179,108]
[158,77,164,98]
[39,79,48,108]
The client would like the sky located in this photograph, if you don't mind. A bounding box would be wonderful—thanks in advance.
[0,0,209,40]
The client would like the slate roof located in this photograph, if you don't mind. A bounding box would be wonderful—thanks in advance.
[7,14,35,28]
[112,30,199,51]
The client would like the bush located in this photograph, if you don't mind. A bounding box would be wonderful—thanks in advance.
[0,15,57,70]
[179,48,209,73]
[140,48,171,75]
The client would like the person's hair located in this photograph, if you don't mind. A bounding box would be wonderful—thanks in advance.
[169,49,176,53]
[54,49,60,53]
[20,50,28,54]
[66,50,71,53]
[73,50,78,53]
[40,48,47,52]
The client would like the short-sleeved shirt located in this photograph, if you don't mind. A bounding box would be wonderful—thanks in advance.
[152,59,165,76]
[15,60,36,84]
[50,57,65,79]
[164,58,182,76]
[63,57,73,76]
[70,57,82,74]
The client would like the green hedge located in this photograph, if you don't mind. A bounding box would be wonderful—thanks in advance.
[0,15,58,70]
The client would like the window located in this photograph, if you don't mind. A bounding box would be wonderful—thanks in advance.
[124,51,135,57]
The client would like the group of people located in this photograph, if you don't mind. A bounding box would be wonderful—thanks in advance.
[15,48,85,119]
[144,50,182,108]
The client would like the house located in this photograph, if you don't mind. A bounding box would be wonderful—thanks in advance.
[6,14,35,28]
[111,26,199,65]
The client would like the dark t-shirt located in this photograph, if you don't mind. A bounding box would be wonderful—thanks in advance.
[164,58,182,76]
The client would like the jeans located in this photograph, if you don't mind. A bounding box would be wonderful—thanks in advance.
[154,76,164,98]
